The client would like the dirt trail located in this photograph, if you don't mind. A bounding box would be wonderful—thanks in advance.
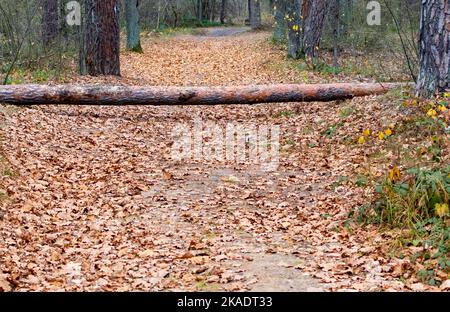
[200,27,251,37]
[0,29,403,291]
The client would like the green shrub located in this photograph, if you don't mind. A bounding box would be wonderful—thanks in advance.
[362,166,449,285]
[370,166,449,226]
[31,69,56,83]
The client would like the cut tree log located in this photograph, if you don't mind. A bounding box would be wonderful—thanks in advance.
[0,83,410,106]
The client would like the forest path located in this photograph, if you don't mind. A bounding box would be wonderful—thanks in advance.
[0,29,402,291]
[196,26,251,37]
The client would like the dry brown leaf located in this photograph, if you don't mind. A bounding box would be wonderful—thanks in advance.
[0,275,12,292]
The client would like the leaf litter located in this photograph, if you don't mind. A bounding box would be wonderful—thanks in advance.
[0,30,445,291]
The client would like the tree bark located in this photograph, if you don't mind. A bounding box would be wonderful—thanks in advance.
[249,0,262,29]
[286,0,302,59]
[273,0,287,42]
[42,0,59,45]
[125,0,143,53]
[416,0,450,97]
[0,83,407,106]
[83,0,121,76]
[301,0,329,60]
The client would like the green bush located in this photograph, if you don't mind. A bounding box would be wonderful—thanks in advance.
[371,166,449,226]
[360,165,450,285]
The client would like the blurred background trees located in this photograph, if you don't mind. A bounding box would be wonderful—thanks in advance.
[0,0,261,81]
[1,0,447,97]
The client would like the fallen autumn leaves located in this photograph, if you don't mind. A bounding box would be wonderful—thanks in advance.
[0,30,447,292]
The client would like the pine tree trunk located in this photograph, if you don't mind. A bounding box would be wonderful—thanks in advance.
[286,0,302,59]
[416,0,450,97]
[125,0,143,53]
[273,0,287,42]
[302,0,328,60]
[83,0,121,76]
[249,0,262,29]
[0,83,407,106]
[42,0,59,45]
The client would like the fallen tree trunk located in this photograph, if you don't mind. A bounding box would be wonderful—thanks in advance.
[0,83,409,106]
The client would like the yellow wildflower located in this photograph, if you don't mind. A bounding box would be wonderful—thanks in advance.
[427,109,437,118]
[435,203,449,217]
[358,136,366,144]
[389,166,401,182]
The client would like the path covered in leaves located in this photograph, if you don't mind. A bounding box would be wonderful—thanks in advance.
[0,30,428,291]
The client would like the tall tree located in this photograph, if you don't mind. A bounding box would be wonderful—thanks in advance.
[286,0,328,61]
[42,0,59,45]
[83,0,121,76]
[301,0,329,60]
[273,0,287,42]
[416,0,450,97]
[125,0,143,53]
[249,0,262,29]
[286,0,302,59]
